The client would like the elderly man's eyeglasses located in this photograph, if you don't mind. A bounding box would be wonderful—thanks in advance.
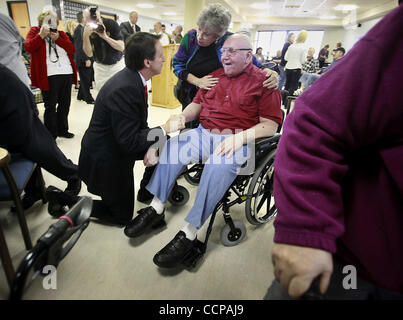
[220,47,252,55]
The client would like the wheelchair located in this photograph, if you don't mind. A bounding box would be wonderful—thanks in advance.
[9,196,92,300]
[166,134,281,268]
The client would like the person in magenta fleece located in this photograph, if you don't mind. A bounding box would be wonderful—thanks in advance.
[265,3,403,300]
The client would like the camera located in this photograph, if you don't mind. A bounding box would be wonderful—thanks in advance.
[89,6,98,21]
[49,26,58,33]
[88,6,104,33]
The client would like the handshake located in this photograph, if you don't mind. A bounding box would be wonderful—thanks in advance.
[144,114,186,167]
[160,114,186,134]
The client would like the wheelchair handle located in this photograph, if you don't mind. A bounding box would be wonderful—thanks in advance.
[300,277,325,300]
[9,197,92,300]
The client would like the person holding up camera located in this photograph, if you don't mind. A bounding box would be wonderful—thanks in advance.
[82,7,125,91]
[25,9,78,139]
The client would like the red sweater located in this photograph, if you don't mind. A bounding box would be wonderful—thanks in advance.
[25,26,78,91]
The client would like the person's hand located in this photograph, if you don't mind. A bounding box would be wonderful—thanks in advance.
[95,21,107,39]
[214,133,244,158]
[197,75,219,90]
[49,31,59,42]
[263,69,278,89]
[83,23,94,38]
[143,147,159,167]
[271,243,333,299]
[85,60,92,68]
[39,24,50,39]
[161,114,186,133]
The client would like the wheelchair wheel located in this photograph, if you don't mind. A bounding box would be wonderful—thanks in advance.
[245,151,277,225]
[168,185,190,206]
[220,221,246,246]
[183,164,203,186]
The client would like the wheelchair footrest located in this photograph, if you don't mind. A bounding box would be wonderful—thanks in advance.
[182,240,205,269]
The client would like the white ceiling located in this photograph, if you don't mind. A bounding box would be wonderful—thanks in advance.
[82,0,398,28]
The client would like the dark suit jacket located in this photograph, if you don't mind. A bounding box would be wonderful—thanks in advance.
[0,64,35,148]
[79,67,163,199]
[120,21,141,42]
[73,24,93,67]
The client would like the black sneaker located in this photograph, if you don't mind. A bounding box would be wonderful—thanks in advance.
[58,132,75,139]
[11,193,43,212]
[65,178,81,196]
[124,206,165,238]
[153,231,197,268]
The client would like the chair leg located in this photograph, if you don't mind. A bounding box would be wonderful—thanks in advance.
[0,225,15,289]
[2,166,33,250]
[13,198,33,250]
[36,167,48,204]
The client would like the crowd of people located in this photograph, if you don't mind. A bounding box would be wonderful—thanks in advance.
[0,1,402,300]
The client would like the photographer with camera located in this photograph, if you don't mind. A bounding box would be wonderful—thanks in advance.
[25,9,78,139]
[82,7,125,90]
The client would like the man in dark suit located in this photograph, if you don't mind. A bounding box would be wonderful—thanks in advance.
[79,32,181,226]
[0,64,81,209]
[120,11,141,43]
[73,11,95,104]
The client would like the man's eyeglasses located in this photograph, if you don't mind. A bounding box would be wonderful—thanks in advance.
[220,47,252,55]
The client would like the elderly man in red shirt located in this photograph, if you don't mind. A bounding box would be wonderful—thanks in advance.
[124,33,283,268]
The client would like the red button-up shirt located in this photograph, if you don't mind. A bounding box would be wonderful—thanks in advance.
[193,63,282,133]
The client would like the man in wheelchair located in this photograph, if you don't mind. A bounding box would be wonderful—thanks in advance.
[124,34,283,268]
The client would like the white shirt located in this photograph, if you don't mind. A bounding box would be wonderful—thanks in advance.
[155,31,170,46]
[46,39,73,76]
[284,43,308,70]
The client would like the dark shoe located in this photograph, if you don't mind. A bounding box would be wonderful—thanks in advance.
[46,185,79,217]
[137,188,154,203]
[58,132,74,139]
[65,178,81,196]
[11,193,42,212]
[86,100,95,105]
[124,206,165,238]
[153,231,197,268]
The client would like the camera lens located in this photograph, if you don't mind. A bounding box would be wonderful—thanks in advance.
[96,24,105,33]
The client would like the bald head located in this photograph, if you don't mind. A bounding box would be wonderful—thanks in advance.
[154,21,162,33]
[221,34,253,77]
[129,11,138,24]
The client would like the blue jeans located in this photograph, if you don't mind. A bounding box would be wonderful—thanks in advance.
[299,72,320,90]
[146,125,251,229]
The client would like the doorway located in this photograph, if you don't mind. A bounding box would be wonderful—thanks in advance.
[7,1,31,39]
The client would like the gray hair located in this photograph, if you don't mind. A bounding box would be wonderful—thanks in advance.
[197,3,231,38]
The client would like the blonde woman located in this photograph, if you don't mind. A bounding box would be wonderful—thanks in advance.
[284,30,308,96]
[65,19,78,43]
[25,10,78,139]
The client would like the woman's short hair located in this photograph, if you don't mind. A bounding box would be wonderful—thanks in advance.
[296,30,308,43]
[197,3,231,38]
[287,33,295,42]
[256,47,262,54]
[38,10,58,27]
[125,32,161,71]
[65,20,77,35]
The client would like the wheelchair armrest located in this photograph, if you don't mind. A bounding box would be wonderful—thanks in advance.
[254,134,281,151]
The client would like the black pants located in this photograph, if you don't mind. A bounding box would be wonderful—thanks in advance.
[20,116,78,181]
[41,74,73,138]
[319,60,325,69]
[264,260,403,300]
[7,116,79,196]
[77,66,94,103]
[285,68,301,96]
[90,165,156,225]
